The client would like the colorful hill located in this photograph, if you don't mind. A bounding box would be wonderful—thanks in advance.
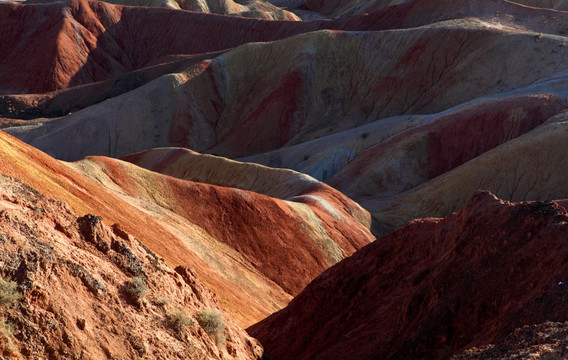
[0,131,373,330]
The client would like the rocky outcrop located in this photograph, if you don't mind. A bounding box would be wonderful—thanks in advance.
[249,192,568,359]
[0,174,263,359]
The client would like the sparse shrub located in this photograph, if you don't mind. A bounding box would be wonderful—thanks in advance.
[155,296,171,307]
[196,308,226,344]
[0,278,22,308]
[0,317,18,356]
[0,317,13,337]
[126,277,148,303]
[168,310,193,336]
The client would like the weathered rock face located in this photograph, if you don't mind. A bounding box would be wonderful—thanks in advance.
[0,0,443,119]
[6,0,568,231]
[0,0,410,98]
[249,192,568,359]
[74,152,373,299]
[11,15,568,162]
[4,0,562,114]
[0,174,263,359]
[0,0,311,96]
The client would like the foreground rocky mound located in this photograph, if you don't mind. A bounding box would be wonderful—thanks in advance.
[0,175,263,359]
[249,192,568,359]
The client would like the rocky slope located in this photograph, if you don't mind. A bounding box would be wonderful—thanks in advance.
[249,192,568,359]
[11,15,568,160]
[3,0,557,117]
[0,0,437,98]
[0,174,263,359]
[364,111,568,235]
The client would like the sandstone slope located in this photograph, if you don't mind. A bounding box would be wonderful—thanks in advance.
[364,110,568,235]
[4,0,568,358]
[249,192,568,359]
[0,0,424,97]
[7,0,568,243]
[0,0,415,118]
[0,131,373,328]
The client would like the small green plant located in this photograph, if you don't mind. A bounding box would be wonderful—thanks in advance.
[126,277,148,303]
[0,278,22,308]
[196,308,225,344]
[168,310,193,336]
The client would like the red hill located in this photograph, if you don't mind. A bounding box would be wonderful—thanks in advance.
[250,192,568,359]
